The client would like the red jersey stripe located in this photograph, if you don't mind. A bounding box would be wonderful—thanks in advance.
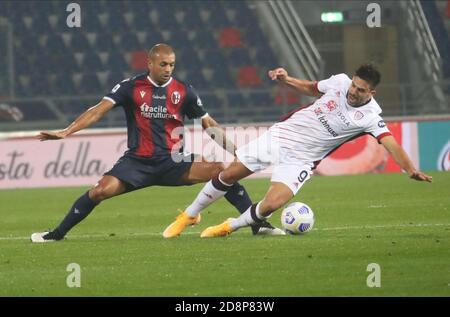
[376,132,392,143]
[164,80,186,152]
[133,81,154,156]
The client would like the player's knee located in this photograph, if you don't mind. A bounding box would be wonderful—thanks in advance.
[209,162,225,178]
[89,186,112,202]
[219,169,239,184]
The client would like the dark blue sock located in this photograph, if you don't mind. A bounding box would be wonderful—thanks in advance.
[224,182,252,214]
[224,184,275,234]
[54,191,99,238]
[225,183,265,234]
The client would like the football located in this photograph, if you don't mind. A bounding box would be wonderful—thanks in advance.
[281,202,315,234]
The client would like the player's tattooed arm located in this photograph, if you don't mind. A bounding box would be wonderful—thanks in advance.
[380,135,432,182]
[37,99,115,141]
[268,67,321,97]
[202,114,237,155]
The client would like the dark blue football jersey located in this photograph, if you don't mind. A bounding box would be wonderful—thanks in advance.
[104,73,206,157]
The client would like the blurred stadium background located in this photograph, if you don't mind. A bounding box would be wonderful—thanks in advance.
[0,1,449,297]
[0,0,449,131]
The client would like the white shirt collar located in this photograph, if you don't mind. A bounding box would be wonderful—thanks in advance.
[147,75,172,87]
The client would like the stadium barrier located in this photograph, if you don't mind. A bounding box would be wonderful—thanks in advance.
[0,118,449,189]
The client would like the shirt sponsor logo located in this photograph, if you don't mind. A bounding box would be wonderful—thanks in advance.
[140,103,176,119]
[336,111,351,127]
[171,91,181,104]
[314,106,339,137]
[317,116,339,137]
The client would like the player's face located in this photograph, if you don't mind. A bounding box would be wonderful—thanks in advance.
[148,53,176,84]
[347,76,375,107]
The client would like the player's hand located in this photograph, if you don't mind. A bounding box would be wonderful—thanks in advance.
[268,68,288,82]
[409,171,433,182]
[37,130,67,141]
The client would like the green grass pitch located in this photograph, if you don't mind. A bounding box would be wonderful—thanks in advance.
[0,172,449,296]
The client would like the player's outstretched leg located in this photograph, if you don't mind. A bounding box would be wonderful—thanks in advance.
[201,203,262,238]
[31,176,126,243]
[224,182,284,236]
[200,218,235,238]
[164,160,283,238]
[31,191,99,243]
[201,183,292,238]
[163,173,230,238]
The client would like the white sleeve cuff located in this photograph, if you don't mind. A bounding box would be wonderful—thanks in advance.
[103,96,116,104]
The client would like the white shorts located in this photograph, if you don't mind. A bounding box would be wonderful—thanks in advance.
[235,131,313,195]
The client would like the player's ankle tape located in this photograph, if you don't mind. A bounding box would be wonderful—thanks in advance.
[250,203,264,223]
[212,175,233,191]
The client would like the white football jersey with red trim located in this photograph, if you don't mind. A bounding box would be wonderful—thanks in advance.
[269,73,391,164]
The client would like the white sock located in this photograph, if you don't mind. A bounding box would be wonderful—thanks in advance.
[185,179,229,217]
[230,202,265,230]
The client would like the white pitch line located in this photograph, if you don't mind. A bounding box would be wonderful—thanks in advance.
[315,223,449,231]
[0,223,448,241]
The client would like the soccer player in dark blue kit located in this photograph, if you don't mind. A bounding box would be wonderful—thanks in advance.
[31,44,284,242]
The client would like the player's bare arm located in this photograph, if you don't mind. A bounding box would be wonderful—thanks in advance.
[201,114,237,155]
[268,67,322,97]
[38,99,115,141]
[380,135,432,182]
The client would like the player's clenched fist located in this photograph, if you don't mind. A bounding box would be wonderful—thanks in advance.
[268,68,288,82]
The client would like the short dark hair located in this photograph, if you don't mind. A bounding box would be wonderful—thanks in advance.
[355,63,381,88]
[148,43,174,59]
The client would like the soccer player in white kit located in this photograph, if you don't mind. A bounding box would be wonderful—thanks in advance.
[165,64,433,238]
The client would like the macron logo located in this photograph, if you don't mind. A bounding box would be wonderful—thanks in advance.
[140,91,146,98]
[74,208,80,214]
